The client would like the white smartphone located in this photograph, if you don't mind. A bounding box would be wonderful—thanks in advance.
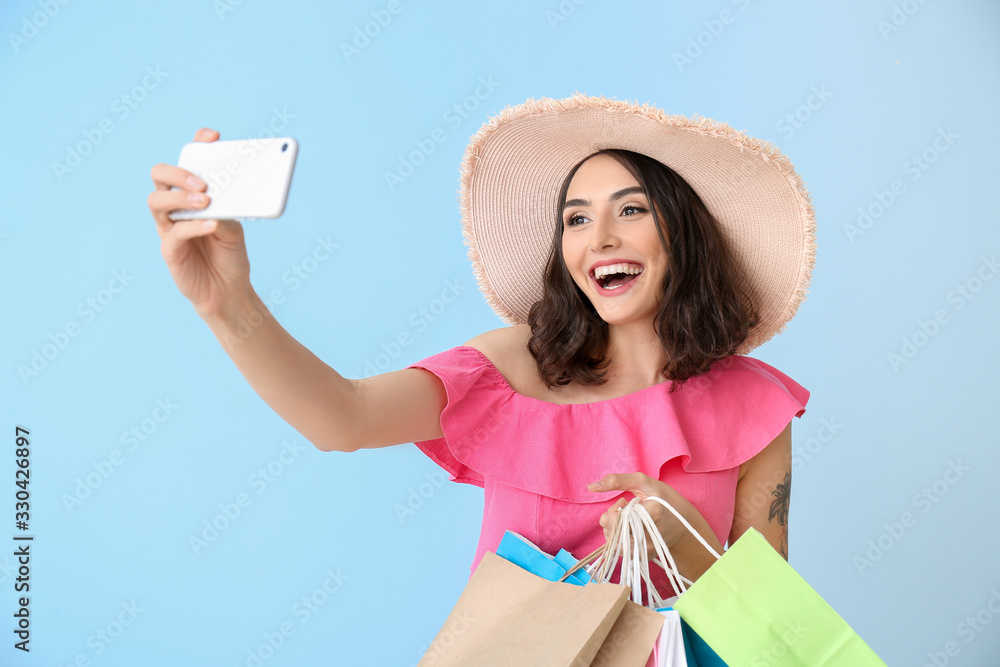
[168,137,298,221]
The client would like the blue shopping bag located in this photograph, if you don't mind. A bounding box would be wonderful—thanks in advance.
[495,531,592,585]
[678,615,728,667]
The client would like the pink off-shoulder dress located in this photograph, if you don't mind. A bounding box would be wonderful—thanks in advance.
[407,345,810,600]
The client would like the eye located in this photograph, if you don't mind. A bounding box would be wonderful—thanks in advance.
[621,204,647,217]
[564,213,588,227]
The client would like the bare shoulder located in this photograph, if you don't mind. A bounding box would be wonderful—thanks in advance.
[463,325,612,403]
[463,324,537,388]
[464,323,530,356]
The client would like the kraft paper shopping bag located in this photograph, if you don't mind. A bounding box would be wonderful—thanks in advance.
[492,531,665,667]
[590,599,666,667]
[419,551,629,667]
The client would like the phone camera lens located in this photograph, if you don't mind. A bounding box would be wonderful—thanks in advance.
[281,143,288,152]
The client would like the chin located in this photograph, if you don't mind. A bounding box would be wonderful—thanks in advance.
[595,308,657,328]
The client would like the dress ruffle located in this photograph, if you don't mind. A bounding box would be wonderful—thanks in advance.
[408,346,809,505]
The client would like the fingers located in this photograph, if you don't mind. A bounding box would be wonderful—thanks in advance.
[158,217,243,262]
[147,127,221,246]
[591,474,686,560]
[148,187,210,239]
[149,138,211,236]
[599,498,628,525]
[598,497,629,542]
[150,163,207,192]
[148,187,208,214]
[597,498,662,562]
[194,127,219,142]
[152,127,217,191]
[160,218,218,256]
[588,472,682,508]
[587,472,653,494]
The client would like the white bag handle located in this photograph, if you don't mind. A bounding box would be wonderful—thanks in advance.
[560,495,722,608]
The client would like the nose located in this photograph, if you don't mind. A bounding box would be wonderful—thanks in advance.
[587,214,620,252]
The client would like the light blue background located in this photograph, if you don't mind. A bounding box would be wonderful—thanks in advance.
[2,0,998,665]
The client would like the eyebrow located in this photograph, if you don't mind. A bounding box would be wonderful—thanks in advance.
[562,186,646,212]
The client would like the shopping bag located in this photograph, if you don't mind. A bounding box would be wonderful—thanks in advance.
[561,496,727,667]
[553,547,593,583]
[673,528,886,666]
[418,550,629,666]
[646,609,688,667]
[589,600,666,667]
[677,616,728,667]
[558,497,715,667]
[493,530,664,666]
[495,530,591,585]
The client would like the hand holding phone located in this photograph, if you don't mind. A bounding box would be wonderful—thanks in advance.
[148,128,261,319]
[168,137,298,221]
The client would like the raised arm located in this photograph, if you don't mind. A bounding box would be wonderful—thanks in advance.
[148,127,446,453]
[198,288,447,452]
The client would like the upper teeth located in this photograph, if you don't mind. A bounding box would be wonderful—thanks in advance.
[593,263,644,279]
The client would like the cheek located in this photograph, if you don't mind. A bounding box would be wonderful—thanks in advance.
[560,234,576,258]
[561,239,586,280]
[643,243,669,282]
[649,258,669,284]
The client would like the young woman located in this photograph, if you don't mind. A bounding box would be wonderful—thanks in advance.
[147,94,815,604]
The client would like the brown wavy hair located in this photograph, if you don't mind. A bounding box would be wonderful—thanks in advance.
[526,149,759,393]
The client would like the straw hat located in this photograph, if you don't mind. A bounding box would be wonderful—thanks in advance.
[458,93,816,354]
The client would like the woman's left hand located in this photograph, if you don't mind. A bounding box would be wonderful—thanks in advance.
[587,472,709,559]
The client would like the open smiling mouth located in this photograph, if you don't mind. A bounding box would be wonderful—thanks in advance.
[591,263,644,290]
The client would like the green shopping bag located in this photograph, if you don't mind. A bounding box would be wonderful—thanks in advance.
[673,528,885,666]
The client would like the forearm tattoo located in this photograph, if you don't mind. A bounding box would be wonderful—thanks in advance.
[768,472,791,558]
